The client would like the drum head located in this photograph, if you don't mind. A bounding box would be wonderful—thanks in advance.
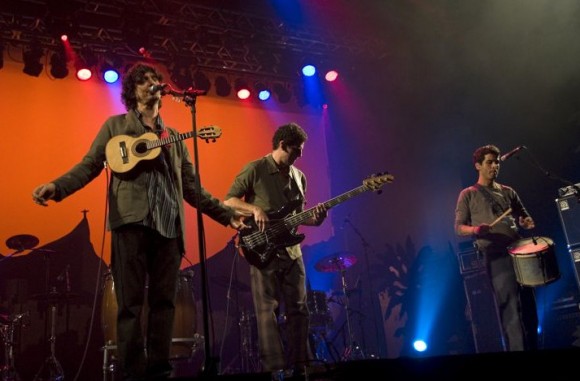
[508,237,553,255]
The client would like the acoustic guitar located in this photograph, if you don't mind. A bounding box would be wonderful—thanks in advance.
[105,126,221,173]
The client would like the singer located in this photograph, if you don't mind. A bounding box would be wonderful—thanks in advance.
[31,62,247,381]
[454,144,537,352]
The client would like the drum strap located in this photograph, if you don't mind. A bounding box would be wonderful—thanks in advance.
[474,184,509,216]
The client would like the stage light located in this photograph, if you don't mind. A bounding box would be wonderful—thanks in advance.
[324,70,339,82]
[49,51,69,79]
[193,70,211,93]
[22,45,44,77]
[273,82,292,103]
[170,57,192,90]
[234,78,251,100]
[101,53,122,84]
[301,64,316,77]
[102,68,119,84]
[75,60,92,81]
[215,75,232,97]
[412,339,428,353]
[254,82,271,101]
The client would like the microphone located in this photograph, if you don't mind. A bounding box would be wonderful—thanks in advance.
[500,145,526,162]
[149,83,168,95]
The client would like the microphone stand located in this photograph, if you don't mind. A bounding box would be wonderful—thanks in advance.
[517,146,580,202]
[344,219,382,358]
[166,86,218,377]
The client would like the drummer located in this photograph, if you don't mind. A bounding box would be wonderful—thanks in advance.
[454,144,538,352]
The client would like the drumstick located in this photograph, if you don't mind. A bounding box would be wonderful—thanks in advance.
[490,208,512,227]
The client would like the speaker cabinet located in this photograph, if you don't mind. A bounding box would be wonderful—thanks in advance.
[556,194,580,247]
[556,194,580,292]
[462,269,505,353]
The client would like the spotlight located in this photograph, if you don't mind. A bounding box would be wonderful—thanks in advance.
[301,64,316,77]
[324,70,339,82]
[273,82,292,104]
[102,67,119,84]
[101,54,122,84]
[215,76,232,97]
[49,50,69,79]
[254,82,271,101]
[22,44,44,77]
[234,78,251,100]
[75,60,92,81]
[193,70,211,93]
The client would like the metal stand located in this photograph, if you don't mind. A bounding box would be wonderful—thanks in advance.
[33,295,64,381]
[1,313,27,381]
[337,269,365,361]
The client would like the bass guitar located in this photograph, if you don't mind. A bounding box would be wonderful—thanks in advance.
[105,125,221,173]
[238,173,394,268]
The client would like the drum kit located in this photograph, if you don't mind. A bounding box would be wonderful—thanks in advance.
[0,234,40,381]
[313,252,367,362]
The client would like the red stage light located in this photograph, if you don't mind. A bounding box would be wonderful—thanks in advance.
[76,67,92,81]
[324,70,338,82]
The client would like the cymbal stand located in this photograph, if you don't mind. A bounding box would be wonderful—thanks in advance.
[34,249,64,381]
[1,312,27,381]
[337,268,365,361]
[33,289,64,381]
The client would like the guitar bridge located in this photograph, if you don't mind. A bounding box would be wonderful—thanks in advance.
[119,141,128,164]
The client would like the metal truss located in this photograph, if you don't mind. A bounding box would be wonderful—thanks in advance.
[0,0,387,81]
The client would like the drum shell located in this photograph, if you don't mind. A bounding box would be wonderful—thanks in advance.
[508,237,560,287]
[100,270,197,359]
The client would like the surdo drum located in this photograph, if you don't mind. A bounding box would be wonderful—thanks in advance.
[508,236,560,287]
[101,269,197,359]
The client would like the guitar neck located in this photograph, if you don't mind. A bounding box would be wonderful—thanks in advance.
[145,131,195,150]
[285,185,370,228]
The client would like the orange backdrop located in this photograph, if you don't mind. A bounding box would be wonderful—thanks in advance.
[0,58,332,267]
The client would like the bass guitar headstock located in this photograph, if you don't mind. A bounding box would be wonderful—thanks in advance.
[363,172,395,194]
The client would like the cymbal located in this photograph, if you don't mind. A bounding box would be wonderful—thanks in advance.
[315,252,357,273]
[6,234,39,251]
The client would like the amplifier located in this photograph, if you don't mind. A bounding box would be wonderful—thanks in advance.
[558,183,580,197]
[556,193,580,246]
[458,249,485,275]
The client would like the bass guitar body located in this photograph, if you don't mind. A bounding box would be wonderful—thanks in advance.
[238,200,305,269]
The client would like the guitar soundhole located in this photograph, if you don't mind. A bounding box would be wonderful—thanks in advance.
[135,141,147,154]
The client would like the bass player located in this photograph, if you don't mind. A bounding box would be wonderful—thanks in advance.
[224,122,327,377]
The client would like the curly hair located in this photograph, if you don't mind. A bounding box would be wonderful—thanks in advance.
[272,122,308,150]
[120,62,163,111]
[472,144,500,165]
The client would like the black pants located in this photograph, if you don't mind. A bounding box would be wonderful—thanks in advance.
[484,250,538,351]
[111,224,182,379]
